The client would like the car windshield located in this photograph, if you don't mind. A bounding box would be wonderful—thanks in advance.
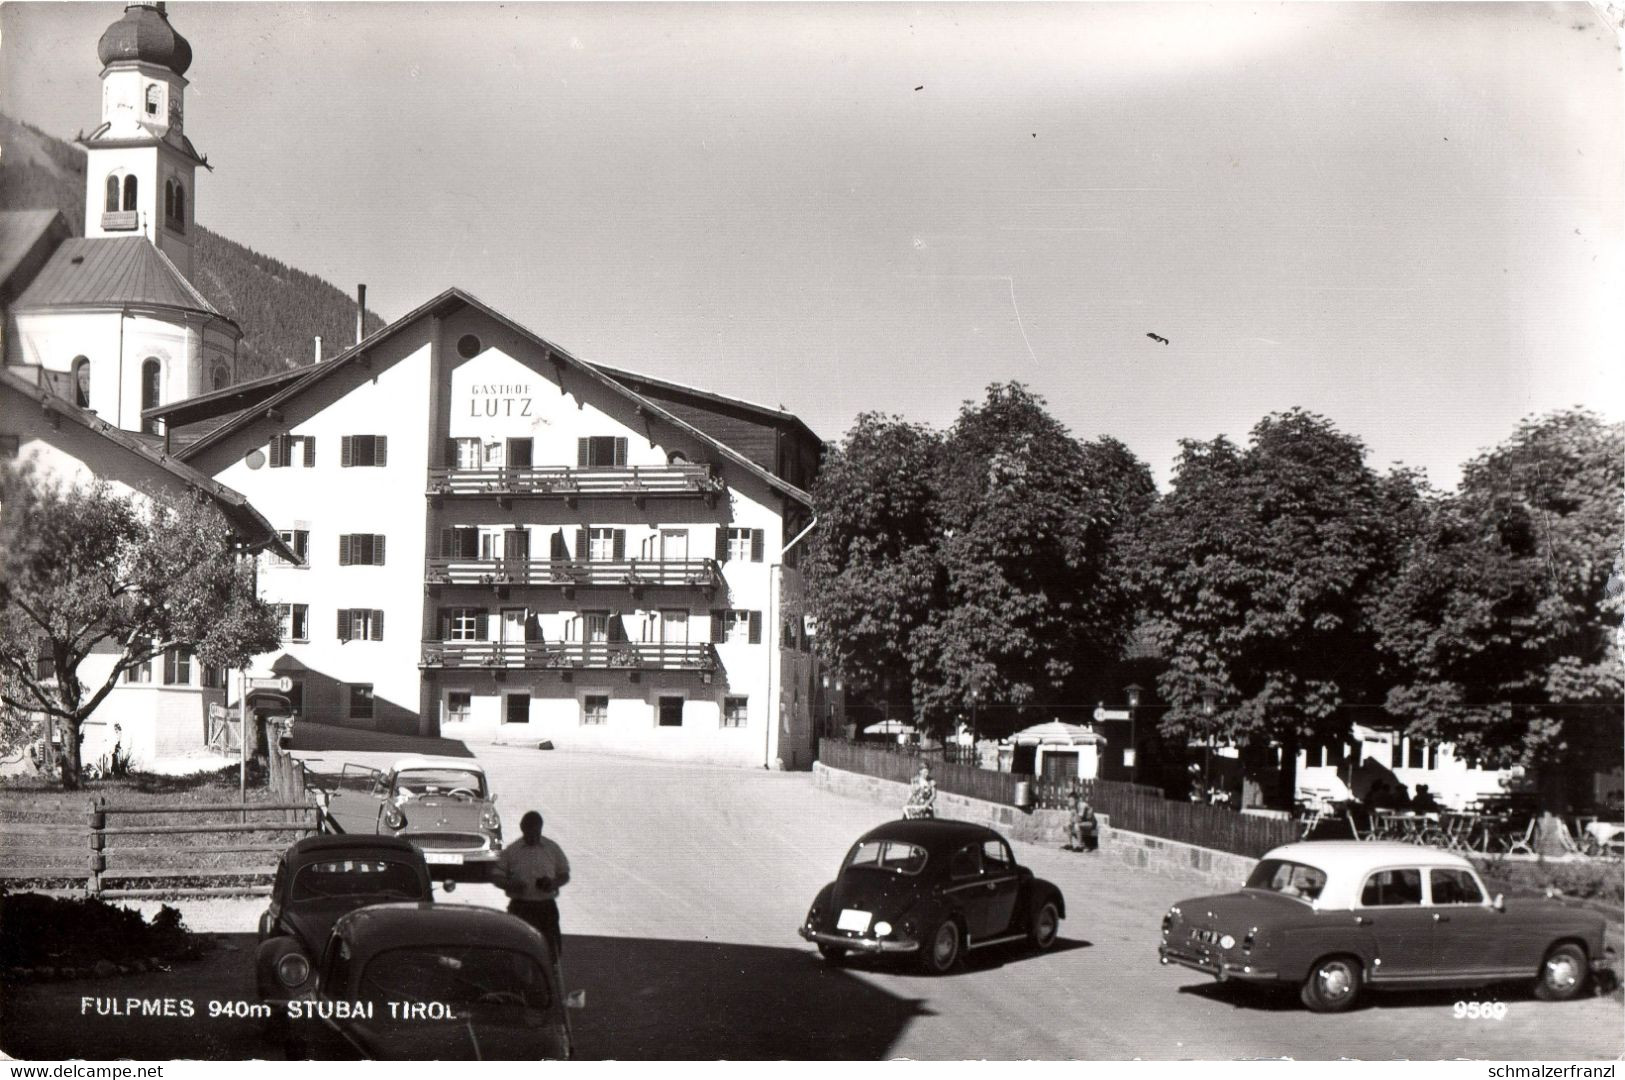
[1244,858,1328,902]
[291,859,426,902]
[394,769,485,798]
[845,839,928,875]
[359,945,551,1010]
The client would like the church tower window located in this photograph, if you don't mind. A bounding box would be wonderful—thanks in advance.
[122,175,138,212]
[140,359,161,434]
[212,364,229,391]
[173,184,185,230]
[71,357,91,409]
[145,84,161,116]
[105,175,120,213]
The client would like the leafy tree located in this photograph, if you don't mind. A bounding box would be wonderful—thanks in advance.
[1374,409,1624,768]
[1131,409,1407,802]
[0,463,281,788]
[806,413,943,717]
[909,384,1153,731]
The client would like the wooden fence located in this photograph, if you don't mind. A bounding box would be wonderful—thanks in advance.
[87,796,320,898]
[818,738,1299,858]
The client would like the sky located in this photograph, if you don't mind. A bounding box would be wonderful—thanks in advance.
[3,1,1621,489]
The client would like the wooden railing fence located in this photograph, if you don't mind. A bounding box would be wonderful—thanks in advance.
[818,738,1298,858]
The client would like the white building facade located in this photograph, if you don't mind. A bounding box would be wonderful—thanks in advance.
[171,291,829,769]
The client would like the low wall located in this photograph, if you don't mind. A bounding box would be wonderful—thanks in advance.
[813,762,1259,890]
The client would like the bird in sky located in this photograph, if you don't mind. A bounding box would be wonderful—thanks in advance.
[1146,332,1169,345]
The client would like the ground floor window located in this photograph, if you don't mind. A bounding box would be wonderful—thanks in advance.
[505,693,530,724]
[123,656,152,683]
[445,691,472,724]
[582,694,609,726]
[722,696,748,728]
[163,647,193,686]
[201,663,227,690]
[348,684,374,720]
[657,695,684,727]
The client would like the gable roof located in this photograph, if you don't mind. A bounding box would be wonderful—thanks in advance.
[588,361,824,449]
[0,365,293,562]
[12,237,234,328]
[174,287,814,510]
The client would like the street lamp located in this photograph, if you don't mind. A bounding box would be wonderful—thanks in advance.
[1199,686,1218,795]
[1123,683,1143,783]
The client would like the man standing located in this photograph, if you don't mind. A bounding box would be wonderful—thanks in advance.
[493,810,571,962]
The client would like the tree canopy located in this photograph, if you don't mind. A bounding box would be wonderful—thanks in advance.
[1373,409,1624,767]
[0,463,281,787]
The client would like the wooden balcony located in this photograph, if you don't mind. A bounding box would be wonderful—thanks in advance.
[420,640,718,672]
[425,557,721,592]
[426,464,722,503]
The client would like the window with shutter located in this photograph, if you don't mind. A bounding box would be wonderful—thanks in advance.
[341,436,353,467]
[748,611,763,644]
[371,610,384,641]
[612,530,626,562]
[716,527,729,563]
[269,435,288,468]
[577,438,589,468]
[337,609,353,641]
[303,437,316,467]
[374,535,386,565]
[710,609,725,644]
[575,527,590,561]
[751,529,765,562]
[614,436,627,466]
[375,437,387,467]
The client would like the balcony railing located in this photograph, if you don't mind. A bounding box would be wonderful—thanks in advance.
[101,210,139,232]
[425,557,721,589]
[420,640,718,672]
[426,464,722,498]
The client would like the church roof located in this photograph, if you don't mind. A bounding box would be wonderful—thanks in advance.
[11,237,235,329]
[98,2,192,76]
[0,210,73,300]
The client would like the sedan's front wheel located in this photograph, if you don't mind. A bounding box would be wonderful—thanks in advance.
[1300,955,1362,1013]
[816,943,847,965]
[919,918,961,974]
[1533,944,1588,1002]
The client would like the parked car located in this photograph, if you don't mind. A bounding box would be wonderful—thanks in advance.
[287,903,580,1060]
[255,835,434,1014]
[1158,840,1616,1012]
[315,755,502,880]
[798,819,1066,973]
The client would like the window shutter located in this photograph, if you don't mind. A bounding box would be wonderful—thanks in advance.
[710,609,726,644]
[341,436,353,468]
[751,529,765,563]
[375,436,387,467]
[748,611,762,644]
[440,529,453,558]
[337,608,352,641]
[372,610,384,641]
[269,435,286,468]
[716,527,729,563]
[478,610,491,640]
[576,438,589,468]
[446,438,458,468]
[614,437,627,467]
[304,438,316,467]
[339,535,351,566]
[437,608,449,639]
[576,527,589,561]
[612,530,626,562]
[374,535,385,566]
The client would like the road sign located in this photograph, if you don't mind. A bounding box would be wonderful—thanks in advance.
[249,676,292,693]
[1097,709,1131,721]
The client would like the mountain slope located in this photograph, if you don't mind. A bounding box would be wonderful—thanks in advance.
[0,112,384,380]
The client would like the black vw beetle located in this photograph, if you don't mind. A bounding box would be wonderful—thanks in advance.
[799,819,1065,973]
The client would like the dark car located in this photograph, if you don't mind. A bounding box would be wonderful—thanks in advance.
[256,835,433,1011]
[1159,841,1616,1012]
[316,755,502,881]
[287,903,579,1060]
[799,819,1066,973]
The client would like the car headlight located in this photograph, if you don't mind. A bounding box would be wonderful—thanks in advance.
[479,807,501,831]
[277,953,311,987]
[873,921,892,938]
[1219,934,1236,950]
[382,805,405,830]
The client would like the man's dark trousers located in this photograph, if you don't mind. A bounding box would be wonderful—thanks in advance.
[510,899,563,960]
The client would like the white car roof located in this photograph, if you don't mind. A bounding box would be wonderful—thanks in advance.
[1262,840,1473,872]
[390,755,487,773]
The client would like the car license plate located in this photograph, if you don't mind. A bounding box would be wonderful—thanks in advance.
[836,909,872,932]
[1190,928,1219,945]
[424,852,464,865]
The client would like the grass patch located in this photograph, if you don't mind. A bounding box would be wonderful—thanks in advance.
[0,892,199,970]
[0,759,280,804]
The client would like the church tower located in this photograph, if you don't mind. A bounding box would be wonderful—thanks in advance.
[83,1,203,279]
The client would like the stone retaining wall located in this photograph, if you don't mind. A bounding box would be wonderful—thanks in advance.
[813,762,1259,889]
